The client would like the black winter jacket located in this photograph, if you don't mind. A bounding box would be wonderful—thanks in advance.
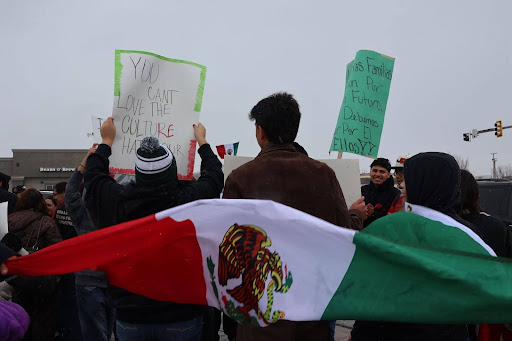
[361,177,400,227]
[84,143,223,324]
[462,213,512,258]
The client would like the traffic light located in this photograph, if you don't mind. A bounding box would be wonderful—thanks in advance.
[495,120,503,137]
[463,133,470,142]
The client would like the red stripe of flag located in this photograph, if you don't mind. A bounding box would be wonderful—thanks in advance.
[216,145,226,159]
[6,214,208,305]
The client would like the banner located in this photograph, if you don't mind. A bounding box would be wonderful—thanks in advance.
[330,50,394,158]
[110,50,207,180]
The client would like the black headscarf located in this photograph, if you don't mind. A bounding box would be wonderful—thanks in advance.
[403,152,461,214]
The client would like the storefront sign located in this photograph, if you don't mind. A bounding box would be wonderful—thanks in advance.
[39,167,75,172]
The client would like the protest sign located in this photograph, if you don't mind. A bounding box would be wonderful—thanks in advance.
[91,115,105,144]
[111,50,207,180]
[330,50,394,159]
[223,156,361,207]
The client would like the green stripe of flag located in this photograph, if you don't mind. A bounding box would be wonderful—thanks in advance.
[322,211,512,323]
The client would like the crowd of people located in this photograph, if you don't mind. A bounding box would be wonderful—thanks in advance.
[0,92,510,341]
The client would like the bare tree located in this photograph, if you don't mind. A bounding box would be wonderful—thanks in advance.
[453,155,470,170]
[495,165,512,179]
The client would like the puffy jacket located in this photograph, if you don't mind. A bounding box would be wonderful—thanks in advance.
[361,177,400,227]
[8,211,62,250]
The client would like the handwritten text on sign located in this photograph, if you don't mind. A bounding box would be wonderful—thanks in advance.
[110,50,206,180]
[330,50,394,158]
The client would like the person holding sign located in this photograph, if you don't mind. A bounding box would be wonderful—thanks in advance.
[84,117,223,341]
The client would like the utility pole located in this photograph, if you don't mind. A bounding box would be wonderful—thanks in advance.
[491,153,497,178]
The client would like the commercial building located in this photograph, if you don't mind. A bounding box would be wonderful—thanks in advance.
[0,149,87,191]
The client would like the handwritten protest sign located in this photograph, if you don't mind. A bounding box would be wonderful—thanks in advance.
[91,115,105,144]
[330,50,394,158]
[110,50,206,180]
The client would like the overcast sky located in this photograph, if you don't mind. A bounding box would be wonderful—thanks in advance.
[1,1,511,176]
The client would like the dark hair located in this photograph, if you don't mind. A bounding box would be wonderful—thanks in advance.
[249,92,301,144]
[54,182,67,194]
[15,189,50,216]
[45,195,57,206]
[458,169,481,215]
[370,158,392,172]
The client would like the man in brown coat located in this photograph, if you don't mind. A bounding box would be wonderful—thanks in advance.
[223,92,367,341]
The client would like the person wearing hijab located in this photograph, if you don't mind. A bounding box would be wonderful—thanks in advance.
[352,152,477,341]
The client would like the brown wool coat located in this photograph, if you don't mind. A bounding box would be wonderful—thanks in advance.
[224,143,363,230]
[223,143,363,341]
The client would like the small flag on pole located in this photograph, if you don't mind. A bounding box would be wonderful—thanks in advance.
[216,142,239,159]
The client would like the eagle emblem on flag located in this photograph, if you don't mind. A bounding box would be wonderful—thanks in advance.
[207,224,293,325]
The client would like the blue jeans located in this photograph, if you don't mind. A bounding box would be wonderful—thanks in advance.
[330,320,336,341]
[76,285,116,341]
[116,316,203,341]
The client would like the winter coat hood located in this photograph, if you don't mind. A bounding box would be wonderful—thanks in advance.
[404,152,461,214]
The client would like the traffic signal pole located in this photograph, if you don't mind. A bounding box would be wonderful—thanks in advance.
[462,121,511,141]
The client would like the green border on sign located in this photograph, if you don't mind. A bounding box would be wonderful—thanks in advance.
[114,50,207,112]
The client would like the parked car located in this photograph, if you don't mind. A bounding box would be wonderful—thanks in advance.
[477,179,512,225]
[39,190,53,199]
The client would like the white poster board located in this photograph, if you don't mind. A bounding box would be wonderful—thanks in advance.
[91,115,105,144]
[0,202,8,239]
[111,50,207,180]
[224,156,361,207]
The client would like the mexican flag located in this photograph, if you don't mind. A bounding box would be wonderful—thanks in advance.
[6,200,512,326]
[216,142,239,159]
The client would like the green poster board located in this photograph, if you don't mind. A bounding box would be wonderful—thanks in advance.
[330,50,394,158]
